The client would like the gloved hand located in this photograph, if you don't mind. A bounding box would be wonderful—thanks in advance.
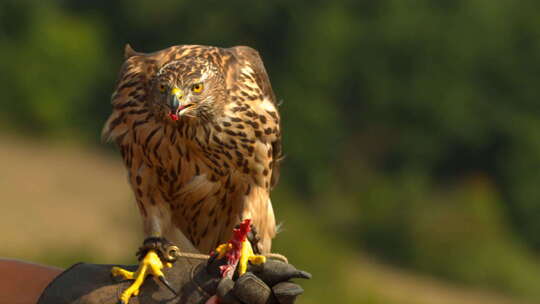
[37,253,310,304]
[210,257,311,304]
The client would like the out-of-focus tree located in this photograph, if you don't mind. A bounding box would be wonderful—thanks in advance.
[3,0,540,299]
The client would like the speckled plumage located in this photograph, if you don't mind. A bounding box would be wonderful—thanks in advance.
[102,44,282,254]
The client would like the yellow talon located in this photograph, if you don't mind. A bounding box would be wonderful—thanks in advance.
[213,240,266,276]
[111,250,167,304]
[111,266,135,280]
[238,240,266,276]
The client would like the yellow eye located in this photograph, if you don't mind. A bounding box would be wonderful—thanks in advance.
[159,84,167,93]
[191,83,204,93]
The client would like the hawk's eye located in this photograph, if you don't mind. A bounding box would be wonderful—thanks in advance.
[159,84,167,93]
[191,83,204,94]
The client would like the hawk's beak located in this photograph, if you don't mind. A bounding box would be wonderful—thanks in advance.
[168,87,193,121]
[168,87,184,113]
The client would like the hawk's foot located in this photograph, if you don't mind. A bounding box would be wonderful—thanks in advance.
[238,239,266,275]
[213,220,266,277]
[240,223,266,275]
[111,237,179,304]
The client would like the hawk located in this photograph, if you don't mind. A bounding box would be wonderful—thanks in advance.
[102,44,282,303]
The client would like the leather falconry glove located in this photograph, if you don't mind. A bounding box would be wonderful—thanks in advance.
[37,252,311,304]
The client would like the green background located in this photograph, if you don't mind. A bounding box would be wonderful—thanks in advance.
[2,1,540,303]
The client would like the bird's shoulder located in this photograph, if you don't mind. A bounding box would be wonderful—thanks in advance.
[216,46,282,190]
[217,46,277,105]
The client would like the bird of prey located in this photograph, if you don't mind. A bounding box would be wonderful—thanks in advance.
[102,44,282,303]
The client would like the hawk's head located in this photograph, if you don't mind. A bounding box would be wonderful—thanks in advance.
[151,57,226,123]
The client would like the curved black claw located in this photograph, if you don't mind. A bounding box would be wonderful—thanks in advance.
[136,237,180,263]
[157,275,177,296]
[247,224,261,254]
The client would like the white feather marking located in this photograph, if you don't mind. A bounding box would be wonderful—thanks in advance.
[260,98,276,112]
[241,66,254,75]
[200,70,210,82]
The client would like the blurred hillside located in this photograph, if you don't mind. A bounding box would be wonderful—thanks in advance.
[2,1,540,303]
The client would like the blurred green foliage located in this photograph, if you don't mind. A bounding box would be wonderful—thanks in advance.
[3,0,540,301]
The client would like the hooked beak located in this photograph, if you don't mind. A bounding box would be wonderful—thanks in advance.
[168,87,192,120]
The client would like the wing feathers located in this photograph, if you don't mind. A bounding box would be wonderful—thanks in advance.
[228,46,277,104]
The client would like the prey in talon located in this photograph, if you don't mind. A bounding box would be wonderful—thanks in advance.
[212,219,266,278]
[102,44,282,303]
